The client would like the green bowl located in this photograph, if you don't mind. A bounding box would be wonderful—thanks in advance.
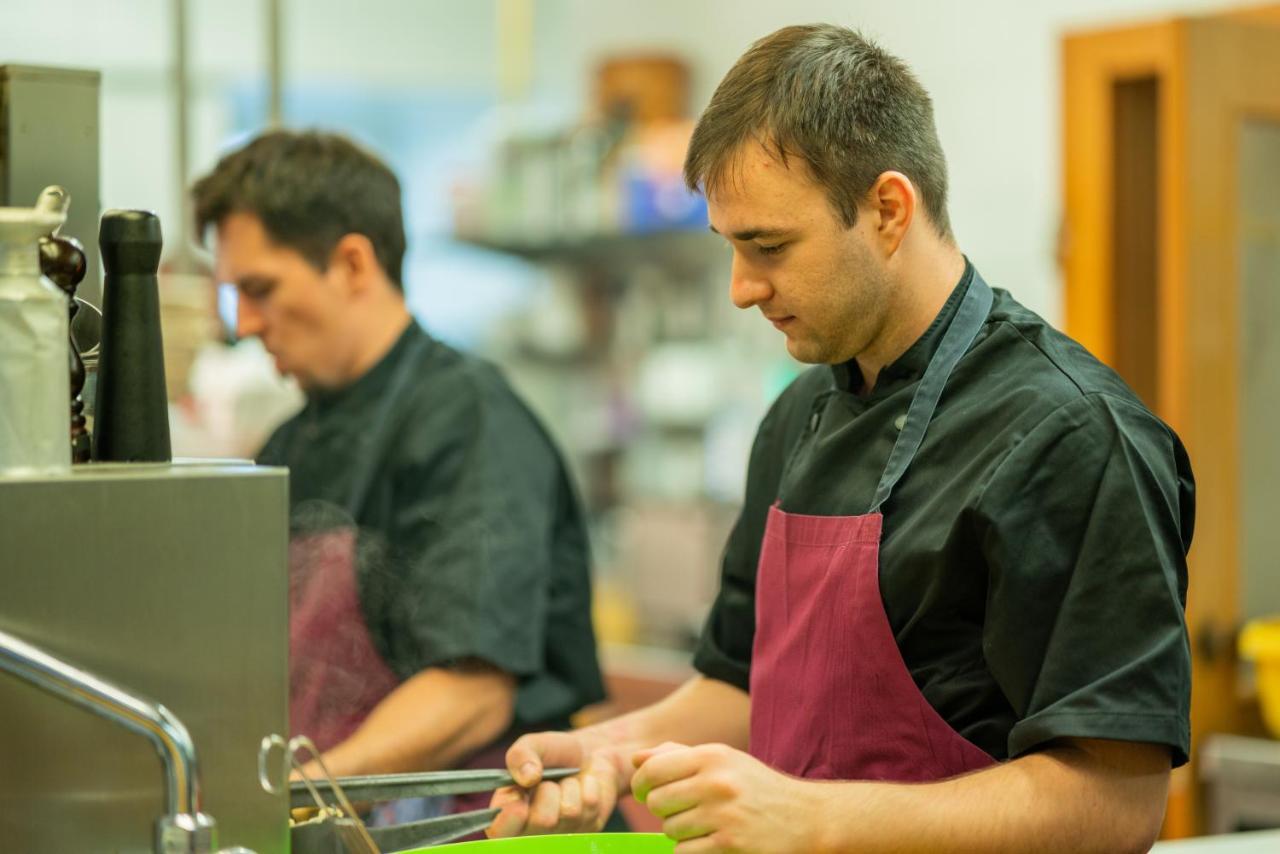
[427,833,674,853]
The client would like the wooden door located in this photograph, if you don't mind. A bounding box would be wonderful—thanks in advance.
[1063,6,1280,836]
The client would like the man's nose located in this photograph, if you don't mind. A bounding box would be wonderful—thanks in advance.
[729,253,772,309]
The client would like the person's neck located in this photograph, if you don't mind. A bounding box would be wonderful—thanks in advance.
[342,301,414,385]
[854,243,966,396]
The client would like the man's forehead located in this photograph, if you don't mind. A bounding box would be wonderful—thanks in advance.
[211,213,282,281]
[704,141,823,231]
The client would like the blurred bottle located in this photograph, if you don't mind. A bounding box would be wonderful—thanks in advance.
[0,188,71,475]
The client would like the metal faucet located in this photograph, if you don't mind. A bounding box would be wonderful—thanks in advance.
[0,626,250,853]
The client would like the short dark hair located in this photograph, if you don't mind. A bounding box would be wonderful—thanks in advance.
[192,130,407,289]
[684,24,952,238]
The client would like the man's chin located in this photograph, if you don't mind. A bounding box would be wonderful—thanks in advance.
[273,360,310,388]
[784,338,828,365]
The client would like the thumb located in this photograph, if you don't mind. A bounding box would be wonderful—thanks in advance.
[506,731,583,788]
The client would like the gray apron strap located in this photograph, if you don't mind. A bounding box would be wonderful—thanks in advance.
[868,270,993,514]
[345,330,429,519]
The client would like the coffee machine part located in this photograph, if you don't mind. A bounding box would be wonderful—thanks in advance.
[93,209,172,463]
[0,188,71,476]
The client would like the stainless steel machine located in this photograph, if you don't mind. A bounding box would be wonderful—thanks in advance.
[0,462,291,852]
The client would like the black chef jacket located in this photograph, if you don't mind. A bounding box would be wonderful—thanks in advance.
[694,262,1195,765]
[259,321,605,727]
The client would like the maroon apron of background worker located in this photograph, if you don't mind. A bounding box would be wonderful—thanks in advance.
[749,271,997,783]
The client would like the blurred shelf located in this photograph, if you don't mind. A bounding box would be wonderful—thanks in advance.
[455,228,723,270]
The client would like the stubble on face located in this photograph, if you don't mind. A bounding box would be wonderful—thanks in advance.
[788,230,894,366]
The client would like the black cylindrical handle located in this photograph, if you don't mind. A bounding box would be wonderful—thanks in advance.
[99,209,163,276]
[92,209,172,463]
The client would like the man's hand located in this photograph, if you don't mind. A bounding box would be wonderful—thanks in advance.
[485,676,752,840]
[487,730,628,837]
[632,743,822,854]
[631,738,1170,853]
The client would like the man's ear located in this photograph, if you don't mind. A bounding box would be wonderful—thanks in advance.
[867,171,916,257]
[328,233,381,295]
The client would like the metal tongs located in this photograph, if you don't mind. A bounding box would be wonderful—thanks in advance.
[258,735,577,853]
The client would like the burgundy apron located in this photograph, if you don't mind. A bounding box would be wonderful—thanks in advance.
[289,336,428,751]
[749,271,997,783]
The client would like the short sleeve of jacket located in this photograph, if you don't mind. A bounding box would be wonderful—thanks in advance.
[376,364,569,684]
[977,392,1195,765]
[693,372,822,690]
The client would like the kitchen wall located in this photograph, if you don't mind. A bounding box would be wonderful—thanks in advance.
[1,0,1250,323]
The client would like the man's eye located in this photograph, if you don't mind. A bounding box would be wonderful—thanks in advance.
[239,283,274,300]
[756,243,786,256]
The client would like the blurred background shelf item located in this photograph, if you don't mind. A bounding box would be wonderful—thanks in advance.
[1199,735,1280,835]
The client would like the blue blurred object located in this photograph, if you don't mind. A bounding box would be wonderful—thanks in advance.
[216,281,238,343]
[621,168,707,234]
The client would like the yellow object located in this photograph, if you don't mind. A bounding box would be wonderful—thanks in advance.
[592,581,639,646]
[1239,618,1280,737]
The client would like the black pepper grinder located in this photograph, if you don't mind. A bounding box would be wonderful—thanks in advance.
[93,209,172,463]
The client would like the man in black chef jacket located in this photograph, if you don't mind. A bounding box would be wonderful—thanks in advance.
[191,131,605,790]
[487,24,1194,853]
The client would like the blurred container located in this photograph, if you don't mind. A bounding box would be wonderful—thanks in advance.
[1240,617,1280,737]
[596,56,689,125]
[616,121,704,234]
[0,196,69,476]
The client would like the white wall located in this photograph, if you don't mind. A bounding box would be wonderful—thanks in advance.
[531,0,1247,322]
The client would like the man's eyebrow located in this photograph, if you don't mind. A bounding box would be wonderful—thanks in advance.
[707,224,791,241]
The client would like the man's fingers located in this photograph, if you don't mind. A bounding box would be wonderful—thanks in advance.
[581,769,601,814]
[485,787,530,839]
[586,751,620,828]
[632,744,704,803]
[672,836,720,854]
[631,741,689,768]
[559,775,583,820]
[643,777,700,820]
[489,786,527,809]
[526,781,563,833]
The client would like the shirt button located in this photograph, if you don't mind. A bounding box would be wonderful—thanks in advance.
[894,414,907,431]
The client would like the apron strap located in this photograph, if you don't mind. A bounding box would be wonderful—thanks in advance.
[868,270,993,514]
[345,329,430,519]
